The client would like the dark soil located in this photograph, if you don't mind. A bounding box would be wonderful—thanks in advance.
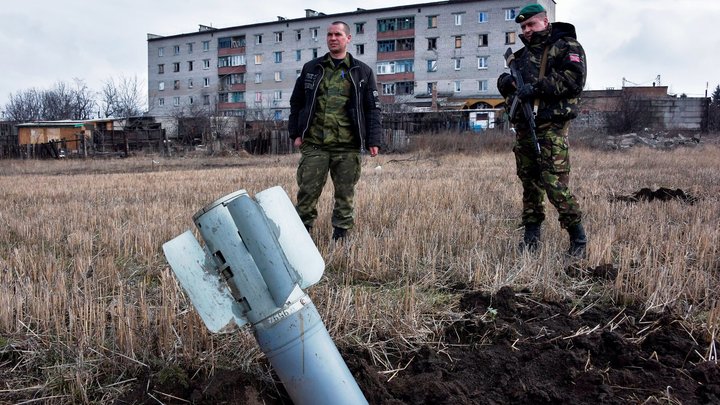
[115,271,720,405]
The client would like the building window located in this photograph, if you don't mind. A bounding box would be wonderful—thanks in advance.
[158,64,164,74]
[274,51,282,63]
[377,59,413,74]
[504,8,519,21]
[505,32,516,45]
[218,55,246,67]
[427,15,437,29]
[274,90,282,100]
[378,40,395,53]
[188,78,193,88]
[379,16,414,32]
[189,96,194,105]
[427,38,437,51]
[356,44,365,55]
[454,58,461,70]
[477,56,488,69]
[255,34,263,45]
[274,31,283,42]
[396,81,414,95]
[453,13,463,26]
[255,54,263,64]
[455,36,462,48]
[173,80,180,90]
[203,77,210,87]
[427,60,437,72]
[173,45,180,55]
[203,59,210,69]
[158,47,164,57]
[255,73,262,83]
[255,92,262,102]
[296,69,301,77]
[230,92,244,102]
[295,29,302,40]
[479,34,489,47]
[172,62,180,72]
[310,27,319,40]
[312,48,318,58]
[188,61,194,71]
[274,110,282,120]
[296,49,302,61]
[202,40,210,51]
[478,80,488,92]
[173,96,180,106]
[454,81,461,92]
[274,71,282,82]
[382,83,395,95]
[478,11,488,23]
[158,81,165,91]
[203,95,210,105]
[187,43,193,53]
[159,97,164,106]
[426,82,436,95]
[356,22,365,34]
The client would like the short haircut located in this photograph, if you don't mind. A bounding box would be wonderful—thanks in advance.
[330,21,351,35]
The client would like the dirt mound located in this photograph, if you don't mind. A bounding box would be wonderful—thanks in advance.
[117,285,719,404]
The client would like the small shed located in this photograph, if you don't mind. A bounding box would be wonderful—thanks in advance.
[16,120,92,158]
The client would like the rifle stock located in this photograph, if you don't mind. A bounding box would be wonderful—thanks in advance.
[504,47,541,157]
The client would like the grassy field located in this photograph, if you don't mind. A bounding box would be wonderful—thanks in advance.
[1,132,718,403]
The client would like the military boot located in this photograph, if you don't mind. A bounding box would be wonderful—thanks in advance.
[567,223,588,258]
[519,223,542,252]
[332,227,348,242]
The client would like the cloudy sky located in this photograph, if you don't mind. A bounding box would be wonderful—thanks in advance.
[1,0,717,113]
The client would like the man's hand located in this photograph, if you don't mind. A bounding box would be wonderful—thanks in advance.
[369,146,379,157]
[516,83,536,101]
[497,73,517,97]
[293,137,302,148]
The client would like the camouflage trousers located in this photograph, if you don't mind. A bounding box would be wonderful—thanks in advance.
[513,121,582,229]
[296,144,361,230]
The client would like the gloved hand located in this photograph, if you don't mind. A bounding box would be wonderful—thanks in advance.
[516,83,536,101]
[497,73,516,97]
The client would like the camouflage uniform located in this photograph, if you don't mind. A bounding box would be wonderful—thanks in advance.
[501,22,586,230]
[289,53,382,230]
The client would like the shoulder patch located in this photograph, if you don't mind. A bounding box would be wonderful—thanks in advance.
[568,53,582,63]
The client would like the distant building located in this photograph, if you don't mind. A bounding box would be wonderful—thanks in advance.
[145,0,554,121]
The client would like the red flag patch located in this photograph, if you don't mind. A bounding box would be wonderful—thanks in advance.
[568,53,582,63]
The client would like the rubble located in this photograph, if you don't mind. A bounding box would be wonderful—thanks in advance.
[604,130,702,150]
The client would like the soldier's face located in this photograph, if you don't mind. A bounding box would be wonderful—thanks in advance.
[520,14,549,40]
[327,24,351,56]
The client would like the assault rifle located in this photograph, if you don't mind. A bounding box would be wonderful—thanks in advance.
[504,47,541,157]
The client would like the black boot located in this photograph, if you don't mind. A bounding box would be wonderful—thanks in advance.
[567,223,588,258]
[519,223,542,252]
[332,227,348,241]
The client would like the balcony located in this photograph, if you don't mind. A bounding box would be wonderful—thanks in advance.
[219,83,246,92]
[377,50,414,61]
[377,72,414,82]
[218,102,247,110]
[377,28,414,40]
[218,66,247,75]
[218,46,246,56]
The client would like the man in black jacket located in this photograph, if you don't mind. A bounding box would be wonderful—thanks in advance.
[497,4,588,257]
[289,21,382,241]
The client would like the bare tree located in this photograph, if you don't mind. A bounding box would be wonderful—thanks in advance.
[100,75,146,118]
[709,84,720,132]
[4,89,44,122]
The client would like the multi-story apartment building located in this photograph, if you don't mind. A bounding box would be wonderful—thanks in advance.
[146,0,555,119]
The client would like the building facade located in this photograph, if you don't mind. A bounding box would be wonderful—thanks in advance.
[146,0,555,120]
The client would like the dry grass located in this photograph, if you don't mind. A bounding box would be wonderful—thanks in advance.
[0,135,719,402]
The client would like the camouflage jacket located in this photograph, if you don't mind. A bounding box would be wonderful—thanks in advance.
[289,53,382,151]
[507,22,586,126]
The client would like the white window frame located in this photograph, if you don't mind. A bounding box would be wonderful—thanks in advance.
[255,72,262,83]
[382,83,396,95]
[274,31,283,42]
[454,81,461,92]
[173,96,180,106]
[477,56,488,69]
[454,13,463,26]
[504,8,518,21]
[203,59,210,69]
[158,82,165,91]
[478,80,488,92]
[454,58,461,70]
[158,47,164,57]
[203,77,210,87]
[274,71,283,82]
[478,11,488,23]
[158,97,164,106]
[427,59,437,72]
[255,34,263,45]
[273,90,282,100]
[254,54,263,65]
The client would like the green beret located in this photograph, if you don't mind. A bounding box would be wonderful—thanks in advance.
[515,4,546,23]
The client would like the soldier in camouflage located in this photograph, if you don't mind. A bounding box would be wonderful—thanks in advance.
[496,4,588,257]
[289,21,382,241]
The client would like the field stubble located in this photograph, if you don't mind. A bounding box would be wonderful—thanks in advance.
[0,137,719,403]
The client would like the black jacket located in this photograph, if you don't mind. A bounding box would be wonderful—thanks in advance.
[289,53,382,151]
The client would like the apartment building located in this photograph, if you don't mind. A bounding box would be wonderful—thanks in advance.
[146,0,555,119]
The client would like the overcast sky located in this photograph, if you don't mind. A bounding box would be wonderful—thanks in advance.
[1,0,718,113]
